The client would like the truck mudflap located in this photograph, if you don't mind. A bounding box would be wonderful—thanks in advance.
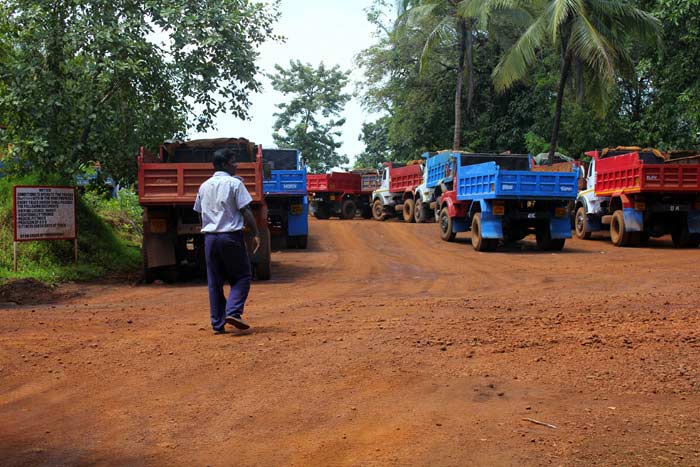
[623,208,644,232]
[287,196,309,236]
[688,210,700,234]
[549,217,573,239]
[477,200,503,239]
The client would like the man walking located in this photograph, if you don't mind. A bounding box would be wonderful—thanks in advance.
[194,148,261,334]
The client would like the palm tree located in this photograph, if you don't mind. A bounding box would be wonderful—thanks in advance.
[477,0,660,163]
[397,0,477,151]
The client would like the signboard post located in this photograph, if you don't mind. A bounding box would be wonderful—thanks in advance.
[12,186,77,271]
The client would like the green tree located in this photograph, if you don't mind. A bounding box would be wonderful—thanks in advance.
[484,0,660,162]
[0,0,280,181]
[397,0,479,150]
[635,0,700,148]
[354,117,398,168]
[269,60,351,173]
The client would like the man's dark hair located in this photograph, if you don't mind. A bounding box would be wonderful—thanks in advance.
[213,148,236,170]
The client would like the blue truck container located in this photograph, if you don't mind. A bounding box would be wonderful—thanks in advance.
[436,152,579,251]
[425,150,457,189]
[263,149,309,249]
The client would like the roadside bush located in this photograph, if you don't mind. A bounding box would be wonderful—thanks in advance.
[82,188,143,246]
[0,174,141,283]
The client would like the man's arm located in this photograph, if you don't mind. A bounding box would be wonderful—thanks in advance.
[240,205,261,253]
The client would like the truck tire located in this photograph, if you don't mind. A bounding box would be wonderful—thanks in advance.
[439,207,456,242]
[610,210,630,247]
[340,200,356,219]
[314,204,331,220]
[372,199,386,221]
[295,235,308,249]
[574,206,592,240]
[671,225,700,248]
[402,198,416,223]
[253,234,272,280]
[471,213,498,251]
[535,224,565,251]
[414,199,425,223]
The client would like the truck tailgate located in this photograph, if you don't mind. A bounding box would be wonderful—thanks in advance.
[263,170,307,195]
[307,172,361,193]
[457,162,578,200]
[139,161,262,205]
[595,152,700,194]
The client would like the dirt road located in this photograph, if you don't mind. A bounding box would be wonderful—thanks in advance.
[2,218,700,466]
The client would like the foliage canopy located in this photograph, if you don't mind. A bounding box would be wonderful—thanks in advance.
[269,60,351,173]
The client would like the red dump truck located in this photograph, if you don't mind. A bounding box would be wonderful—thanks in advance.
[371,162,425,221]
[575,148,700,247]
[307,170,379,219]
[138,138,271,282]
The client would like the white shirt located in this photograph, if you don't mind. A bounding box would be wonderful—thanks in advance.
[193,171,253,233]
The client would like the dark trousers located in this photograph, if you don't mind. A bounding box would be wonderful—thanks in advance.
[204,231,252,331]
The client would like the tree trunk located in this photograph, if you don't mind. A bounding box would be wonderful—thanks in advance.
[453,19,468,151]
[465,20,474,115]
[548,48,572,164]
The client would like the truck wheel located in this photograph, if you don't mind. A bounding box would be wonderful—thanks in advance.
[414,200,425,223]
[340,199,357,219]
[610,210,630,247]
[314,204,331,220]
[403,198,416,223]
[295,235,308,249]
[535,227,566,251]
[143,268,156,284]
[672,225,700,248]
[439,207,456,242]
[575,206,592,240]
[471,213,496,251]
[253,235,271,280]
[372,199,386,221]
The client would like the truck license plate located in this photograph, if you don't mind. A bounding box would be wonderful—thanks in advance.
[290,204,303,215]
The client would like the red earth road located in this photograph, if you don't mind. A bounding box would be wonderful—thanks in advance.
[1,217,700,466]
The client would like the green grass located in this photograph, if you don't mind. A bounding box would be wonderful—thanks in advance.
[0,174,141,284]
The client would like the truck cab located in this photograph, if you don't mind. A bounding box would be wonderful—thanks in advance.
[371,162,424,222]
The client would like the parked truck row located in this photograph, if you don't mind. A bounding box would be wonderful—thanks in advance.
[136,141,699,283]
[309,146,700,252]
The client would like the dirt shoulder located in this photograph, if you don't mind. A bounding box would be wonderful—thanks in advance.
[1,218,699,466]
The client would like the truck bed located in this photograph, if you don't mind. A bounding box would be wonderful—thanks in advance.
[138,151,263,205]
[389,164,423,193]
[307,172,364,194]
[595,152,700,195]
[456,162,578,200]
[263,170,307,196]
[425,152,456,188]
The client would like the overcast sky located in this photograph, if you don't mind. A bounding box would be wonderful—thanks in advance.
[190,0,381,164]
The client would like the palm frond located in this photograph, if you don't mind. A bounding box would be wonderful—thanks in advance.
[419,18,454,76]
[395,3,441,30]
[568,14,618,81]
[549,0,584,42]
[492,13,548,91]
[588,0,662,47]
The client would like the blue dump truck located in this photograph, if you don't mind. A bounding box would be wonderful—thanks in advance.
[263,149,309,249]
[433,152,579,251]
